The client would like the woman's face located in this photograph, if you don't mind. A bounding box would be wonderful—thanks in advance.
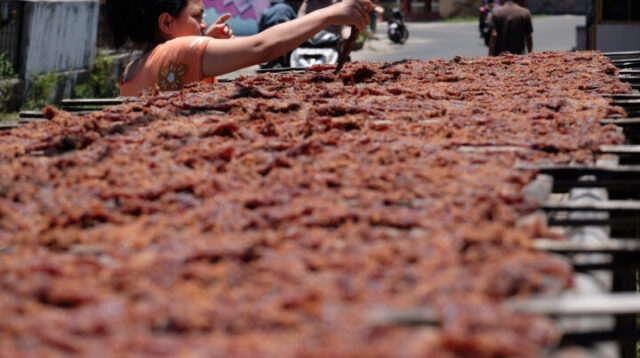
[170,0,207,37]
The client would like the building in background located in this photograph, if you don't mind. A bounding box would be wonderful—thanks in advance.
[0,0,100,111]
[580,0,640,51]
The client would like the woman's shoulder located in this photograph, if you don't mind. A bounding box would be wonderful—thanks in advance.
[148,36,213,66]
[159,36,212,51]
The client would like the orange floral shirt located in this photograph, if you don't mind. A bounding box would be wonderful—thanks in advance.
[120,36,214,97]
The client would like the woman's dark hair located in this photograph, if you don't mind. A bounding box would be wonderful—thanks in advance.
[106,0,188,49]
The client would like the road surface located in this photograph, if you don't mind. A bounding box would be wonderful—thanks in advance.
[221,15,586,79]
[353,15,585,62]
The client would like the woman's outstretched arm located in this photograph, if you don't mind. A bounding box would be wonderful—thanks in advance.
[201,0,373,77]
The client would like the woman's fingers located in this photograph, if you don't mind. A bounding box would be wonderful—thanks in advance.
[215,13,232,24]
[205,14,234,39]
[354,0,372,30]
[333,0,373,30]
[358,0,376,13]
[355,6,369,30]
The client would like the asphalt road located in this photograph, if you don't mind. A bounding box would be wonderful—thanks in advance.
[218,15,586,79]
[353,15,586,62]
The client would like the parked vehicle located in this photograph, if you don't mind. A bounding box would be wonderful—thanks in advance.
[388,8,408,44]
[289,29,342,68]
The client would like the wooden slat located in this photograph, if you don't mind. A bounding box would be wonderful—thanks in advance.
[533,239,640,253]
[518,164,640,176]
[611,59,640,68]
[456,146,528,153]
[61,98,127,107]
[0,123,18,131]
[58,98,142,114]
[601,118,640,125]
[612,59,640,64]
[603,94,640,99]
[456,145,640,156]
[542,200,640,212]
[520,164,640,174]
[62,107,103,112]
[369,293,640,327]
[599,145,640,154]
[604,50,640,58]
[543,198,640,226]
[256,67,307,74]
[506,293,640,317]
[599,145,640,165]
[18,110,45,119]
[17,119,46,126]
[612,99,640,107]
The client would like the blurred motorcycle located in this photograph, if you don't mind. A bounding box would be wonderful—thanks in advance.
[479,0,500,46]
[289,29,342,68]
[388,8,408,44]
[259,3,343,69]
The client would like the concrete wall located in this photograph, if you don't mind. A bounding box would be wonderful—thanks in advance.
[595,24,640,52]
[526,0,589,15]
[20,0,99,78]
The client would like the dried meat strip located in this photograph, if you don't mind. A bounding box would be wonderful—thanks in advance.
[334,25,357,74]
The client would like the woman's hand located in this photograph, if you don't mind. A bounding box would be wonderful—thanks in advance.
[204,13,233,39]
[330,0,375,32]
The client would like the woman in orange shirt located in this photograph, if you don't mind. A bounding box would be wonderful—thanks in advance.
[107,0,374,96]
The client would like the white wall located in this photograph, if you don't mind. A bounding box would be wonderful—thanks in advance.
[21,0,99,78]
[527,0,588,15]
[596,24,640,52]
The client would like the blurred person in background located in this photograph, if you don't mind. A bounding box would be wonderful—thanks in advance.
[258,0,297,32]
[258,0,298,67]
[488,0,532,56]
[367,0,384,34]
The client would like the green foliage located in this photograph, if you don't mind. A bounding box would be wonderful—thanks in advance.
[439,16,477,23]
[73,52,118,99]
[0,52,16,78]
[0,111,18,122]
[23,72,58,110]
[0,79,16,113]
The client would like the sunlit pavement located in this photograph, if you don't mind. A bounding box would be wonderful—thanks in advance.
[353,15,586,62]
